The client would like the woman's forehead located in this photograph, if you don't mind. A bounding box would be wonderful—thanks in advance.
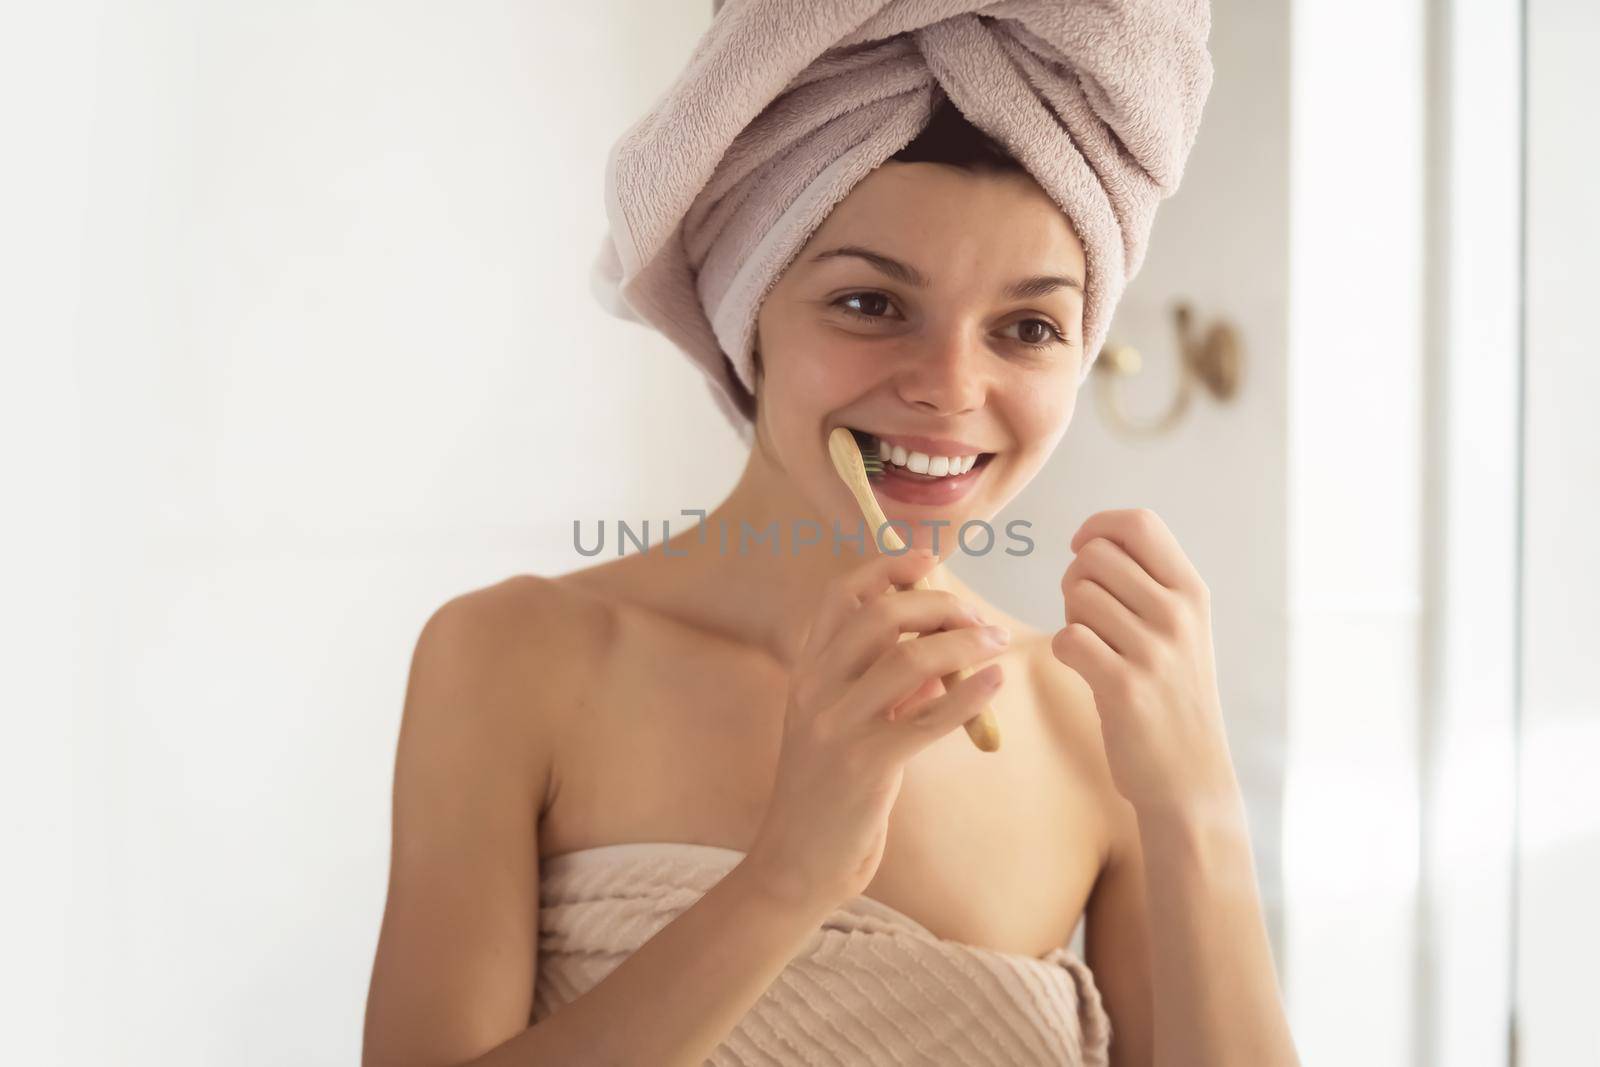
[805,166,1086,275]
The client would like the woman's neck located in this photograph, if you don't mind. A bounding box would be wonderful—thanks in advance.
[628,438,976,671]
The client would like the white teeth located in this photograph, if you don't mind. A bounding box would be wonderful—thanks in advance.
[868,436,984,478]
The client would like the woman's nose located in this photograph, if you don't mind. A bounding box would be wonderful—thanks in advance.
[894,332,989,415]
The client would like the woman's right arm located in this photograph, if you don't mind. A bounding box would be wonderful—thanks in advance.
[361,579,838,1067]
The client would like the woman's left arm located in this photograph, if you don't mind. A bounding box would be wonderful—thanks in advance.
[1052,508,1300,1067]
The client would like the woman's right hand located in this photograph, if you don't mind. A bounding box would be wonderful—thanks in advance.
[741,549,1011,913]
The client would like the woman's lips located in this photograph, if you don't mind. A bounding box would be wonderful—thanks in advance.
[871,452,994,507]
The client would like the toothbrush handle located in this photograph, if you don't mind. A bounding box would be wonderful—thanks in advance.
[827,428,1000,751]
[903,572,1002,752]
[877,525,1002,753]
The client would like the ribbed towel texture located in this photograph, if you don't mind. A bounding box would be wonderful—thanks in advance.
[534,841,1111,1065]
[590,0,1214,440]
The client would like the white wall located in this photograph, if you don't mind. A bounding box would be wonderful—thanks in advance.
[1517,0,1600,1062]
[1418,0,1521,1063]
[4,2,730,1063]
[1,7,96,1064]
[1281,1,1429,1064]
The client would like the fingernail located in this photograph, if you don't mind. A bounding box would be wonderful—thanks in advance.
[981,625,1011,646]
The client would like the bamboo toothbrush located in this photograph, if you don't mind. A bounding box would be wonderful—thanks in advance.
[827,426,1002,753]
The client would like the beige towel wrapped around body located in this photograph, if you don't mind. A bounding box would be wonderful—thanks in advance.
[534,842,1111,1065]
[591,0,1213,440]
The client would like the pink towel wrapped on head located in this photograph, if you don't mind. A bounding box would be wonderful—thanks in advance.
[591,0,1213,440]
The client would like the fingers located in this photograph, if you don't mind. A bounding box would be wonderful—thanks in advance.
[869,662,1005,763]
[808,588,984,709]
[797,550,945,672]
[840,623,1010,728]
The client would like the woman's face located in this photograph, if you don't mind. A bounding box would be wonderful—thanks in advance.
[753,161,1087,551]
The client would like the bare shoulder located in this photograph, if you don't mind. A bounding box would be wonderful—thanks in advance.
[365,575,620,1067]
[419,572,617,670]
[1019,628,1132,870]
[407,574,618,806]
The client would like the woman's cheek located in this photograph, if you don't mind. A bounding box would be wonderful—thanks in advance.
[799,340,884,405]
[1028,367,1080,438]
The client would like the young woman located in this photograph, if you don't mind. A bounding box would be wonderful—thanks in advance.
[364,7,1299,1067]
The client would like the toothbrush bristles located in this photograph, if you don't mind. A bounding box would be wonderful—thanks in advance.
[850,429,884,477]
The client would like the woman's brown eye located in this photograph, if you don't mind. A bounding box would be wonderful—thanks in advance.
[838,292,892,318]
[1010,318,1066,347]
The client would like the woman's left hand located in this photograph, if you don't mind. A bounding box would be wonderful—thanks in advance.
[1050,507,1240,819]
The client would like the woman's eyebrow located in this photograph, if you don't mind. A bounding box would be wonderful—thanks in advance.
[806,244,1082,299]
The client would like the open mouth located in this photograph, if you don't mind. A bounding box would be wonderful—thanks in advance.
[849,430,996,479]
[844,429,996,506]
